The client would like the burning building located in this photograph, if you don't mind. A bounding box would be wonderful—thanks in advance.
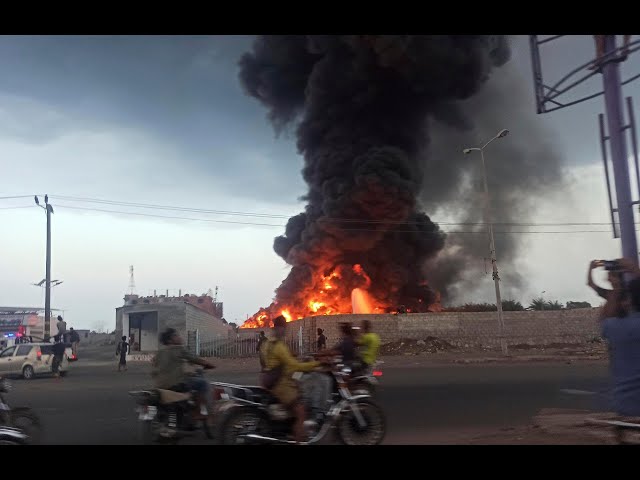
[238,35,514,329]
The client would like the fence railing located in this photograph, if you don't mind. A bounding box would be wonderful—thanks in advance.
[189,326,305,358]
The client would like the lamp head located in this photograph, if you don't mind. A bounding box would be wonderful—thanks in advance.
[462,148,473,155]
[497,129,509,138]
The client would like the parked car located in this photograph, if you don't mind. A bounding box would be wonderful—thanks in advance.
[0,343,73,379]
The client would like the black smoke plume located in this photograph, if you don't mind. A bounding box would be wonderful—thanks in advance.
[239,35,540,321]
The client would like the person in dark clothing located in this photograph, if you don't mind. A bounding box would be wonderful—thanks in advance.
[69,328,80,357]
[116,336,129,372]
[588,259,640,319]
[51,335,66,378]
[319,323,358,367]
[601,269,640,416]
[317,328,327,351]
[257,331,268,371]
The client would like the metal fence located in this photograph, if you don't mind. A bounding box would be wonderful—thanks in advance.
[187,326,305,358]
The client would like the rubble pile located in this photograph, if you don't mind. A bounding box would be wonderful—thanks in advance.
[380,336,456,355]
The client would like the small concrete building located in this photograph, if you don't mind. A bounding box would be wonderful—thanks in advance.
[115,293,231,353]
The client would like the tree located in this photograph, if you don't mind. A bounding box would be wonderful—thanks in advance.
[528,297,547,311]
[528,298,564,311]
[502,300,525,311]
[566,301,593,309]
[444,300,524,312]
[545,300,564,310]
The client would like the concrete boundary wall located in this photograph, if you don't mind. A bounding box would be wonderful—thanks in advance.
[291,308,601,348]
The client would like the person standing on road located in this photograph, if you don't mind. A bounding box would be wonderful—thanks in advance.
[257,331,268,371]
[601,264,640,416]
[317,328,327,351]
[52,335,66,379]
[116,336,129,372]
[69,328,80,357]
[588,259,640,319]
[56,316,67,342]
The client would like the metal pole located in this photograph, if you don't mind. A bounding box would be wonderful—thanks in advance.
[44,203,52,340]
[479,149,508,355]
[602,35,639,265]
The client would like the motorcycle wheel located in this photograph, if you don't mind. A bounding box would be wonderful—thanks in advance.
[8,408,42,445]
[220,408,268,445]
[351,381,376,397]
[139,420,157,444]
[201,419,213,440]
[336,399,386,446]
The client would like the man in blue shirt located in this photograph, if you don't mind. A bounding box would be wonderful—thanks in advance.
[601,261,640,416]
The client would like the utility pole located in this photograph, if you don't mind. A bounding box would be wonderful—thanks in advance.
[35,195,54,339]
[463,129,510,356]
[601,35,639,265]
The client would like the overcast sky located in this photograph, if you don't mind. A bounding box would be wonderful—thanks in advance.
[1,35,639,331]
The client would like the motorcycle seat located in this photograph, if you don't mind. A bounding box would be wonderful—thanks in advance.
[157,389,192,404]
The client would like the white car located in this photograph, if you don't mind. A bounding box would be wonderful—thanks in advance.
[0,343,72,379]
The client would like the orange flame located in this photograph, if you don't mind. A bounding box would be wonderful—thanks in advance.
[351,288,373,314]
[240,263,440,328]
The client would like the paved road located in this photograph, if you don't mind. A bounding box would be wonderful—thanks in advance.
[4,359,612,444]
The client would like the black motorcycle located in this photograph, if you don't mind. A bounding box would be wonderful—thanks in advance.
[0,377,41,444]
[349,360,384,397]
[129,368,214,444]
[0,427,29,445]
[216,361,386,445]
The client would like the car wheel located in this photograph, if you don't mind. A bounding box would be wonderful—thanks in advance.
[22,365,35,380]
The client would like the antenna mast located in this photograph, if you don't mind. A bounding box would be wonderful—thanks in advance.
[128,265,136,295]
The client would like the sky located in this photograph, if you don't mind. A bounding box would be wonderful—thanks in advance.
[1,35,639,331]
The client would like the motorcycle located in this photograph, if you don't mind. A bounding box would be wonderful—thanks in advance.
[216,360,386,445]
[349,360,384,397]
[0,427,29,445]
[0,377,41,444]
[128,368,214,444]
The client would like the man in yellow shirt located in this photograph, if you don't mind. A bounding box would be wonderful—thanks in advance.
[260,315,320,443]
[357,320,380,374]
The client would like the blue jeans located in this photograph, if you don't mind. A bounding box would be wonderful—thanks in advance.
[186,376,213,412]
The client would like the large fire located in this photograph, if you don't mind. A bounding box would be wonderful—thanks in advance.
[241,264,440,329]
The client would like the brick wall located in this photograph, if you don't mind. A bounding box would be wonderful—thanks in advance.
[295,308,601,347]
[185,304,231,338]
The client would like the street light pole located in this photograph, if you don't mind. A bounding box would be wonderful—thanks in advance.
[35,195,54,340]
[463,130,509,356]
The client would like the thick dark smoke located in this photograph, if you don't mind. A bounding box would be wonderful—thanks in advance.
[420,57,565,303]
[239,35,534,315]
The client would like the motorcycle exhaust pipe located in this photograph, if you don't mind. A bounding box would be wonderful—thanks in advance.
[242,433,301,445]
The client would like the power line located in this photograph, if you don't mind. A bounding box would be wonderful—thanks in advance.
[57,205,285,227]
[0,195,36,200]
[0,205,35,210]
[3,192,632,232]
[47,194,627,227]
[52,204,623,235]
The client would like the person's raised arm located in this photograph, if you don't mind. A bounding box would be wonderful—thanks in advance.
[275,343,320,372]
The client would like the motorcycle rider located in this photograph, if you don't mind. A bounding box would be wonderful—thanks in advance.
[152,328,216,423]
[356,319,380,375]
[260,315,321,443]
[319,322,359,369]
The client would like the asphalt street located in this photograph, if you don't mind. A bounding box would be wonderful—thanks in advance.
[4,356,612,445]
